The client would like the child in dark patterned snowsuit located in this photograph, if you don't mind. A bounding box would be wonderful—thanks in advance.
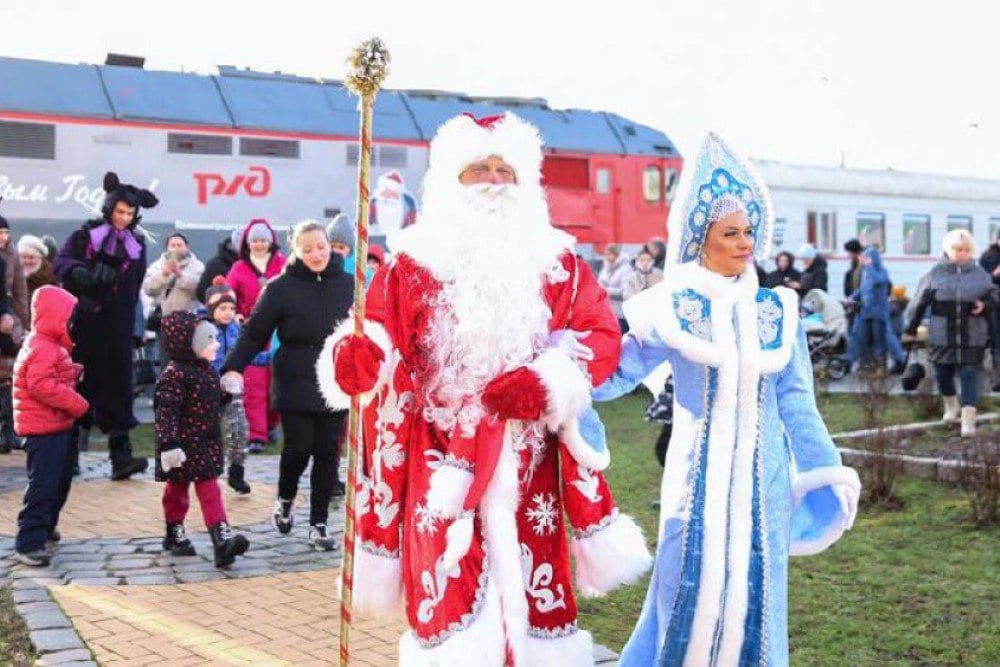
[154,311,249,568]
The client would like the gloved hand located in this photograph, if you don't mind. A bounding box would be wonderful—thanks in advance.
[92,260,118,288]
[69,266,96,291]
[221,372,244,396]
[160,446,187,472]
[481,367,547,421]
[833,484,858,531]
[548,329,593,362]
[334,334,385,395]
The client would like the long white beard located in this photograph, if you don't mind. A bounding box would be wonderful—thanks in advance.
[420,184,556,437]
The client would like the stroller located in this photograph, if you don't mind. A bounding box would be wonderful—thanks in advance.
[801,289,849,379]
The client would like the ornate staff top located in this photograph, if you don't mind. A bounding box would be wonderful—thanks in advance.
[345,37,391,98]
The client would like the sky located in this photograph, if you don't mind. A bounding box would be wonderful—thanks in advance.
[5,0,998,178]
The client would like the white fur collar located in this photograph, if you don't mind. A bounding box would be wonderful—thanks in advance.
[622,261,798,371]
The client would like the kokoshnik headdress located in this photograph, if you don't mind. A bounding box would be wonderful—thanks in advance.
[666,132,774,265]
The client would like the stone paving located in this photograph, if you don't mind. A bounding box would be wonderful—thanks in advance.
[0,449,620,665]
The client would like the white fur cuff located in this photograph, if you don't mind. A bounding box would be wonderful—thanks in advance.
[790,465,861,557]
[352,545,403,616]
[426,464,474,520]
[316,317,393,410]
[571,512,653,598]
[791,465,860,504]
[525,628,594,667]
[530,348,592,432]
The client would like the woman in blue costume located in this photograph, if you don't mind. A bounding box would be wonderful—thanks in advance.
[594,134,860,666]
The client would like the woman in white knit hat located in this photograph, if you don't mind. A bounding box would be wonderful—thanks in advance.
[17,234,56,324]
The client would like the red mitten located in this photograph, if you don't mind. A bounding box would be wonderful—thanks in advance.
[334,334,385,396]
[481,367,548,421]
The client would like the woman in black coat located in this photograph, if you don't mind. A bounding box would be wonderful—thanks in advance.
[764,250,802,289]
[222,220,353,551]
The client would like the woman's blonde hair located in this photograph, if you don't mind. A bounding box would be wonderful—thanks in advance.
[288,219,328,259]
[941,228,976,260]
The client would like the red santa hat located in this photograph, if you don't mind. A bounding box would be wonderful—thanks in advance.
[426,111,544,186]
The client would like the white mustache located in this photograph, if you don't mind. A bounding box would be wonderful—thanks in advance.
[463,183,518,215]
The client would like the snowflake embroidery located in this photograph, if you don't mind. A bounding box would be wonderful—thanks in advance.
[526,493,558,536]
[545,260,570,284]
[415,503,441,536]
[672,289,712,342]
[756,290,783,350]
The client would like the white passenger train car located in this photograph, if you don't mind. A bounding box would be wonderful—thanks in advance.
[754,160,1000,297]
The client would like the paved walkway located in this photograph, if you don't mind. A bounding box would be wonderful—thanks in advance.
[0,450,619,666]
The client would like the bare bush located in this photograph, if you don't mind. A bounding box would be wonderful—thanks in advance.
[857,364,905,510]
[958,430,1000,528]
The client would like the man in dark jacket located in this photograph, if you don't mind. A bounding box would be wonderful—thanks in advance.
[843,238,864,298]
[53,172,157,480]
[796,243,829,296]
[978,229,1000,388]
[195,229,241,304]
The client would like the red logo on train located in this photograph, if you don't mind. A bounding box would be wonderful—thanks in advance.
[193,166,271,205]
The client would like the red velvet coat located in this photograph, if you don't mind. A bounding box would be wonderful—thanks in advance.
[13,286,89,436]
[322,252,651,665]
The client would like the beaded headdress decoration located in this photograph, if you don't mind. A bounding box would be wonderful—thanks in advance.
[666,132,774,265]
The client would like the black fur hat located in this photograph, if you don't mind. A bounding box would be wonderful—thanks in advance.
[100,172,159,226]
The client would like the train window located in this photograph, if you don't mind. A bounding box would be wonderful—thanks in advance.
[347,144,408,168]
[240,138,300,159]
[167,133,232,155]
[664,168,679,201]
[989,217,1000,242]
[947,214,973,233]
[856,212,885,251]
[0,121,55,160]
[643,166,662,204]
[596,168,611,194]
[806,210,837,251]
[902,214,931,255]
[542,157,588,189]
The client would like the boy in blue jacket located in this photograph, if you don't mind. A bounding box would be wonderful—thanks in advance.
[204,278,269,494]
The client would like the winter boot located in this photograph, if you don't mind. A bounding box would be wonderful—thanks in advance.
[209,521,249,568]
[108,434,149,481]
[942,395,961,423]
[308,524,339,552]
[248,440,265,454]
[227,464,251,495]
[271,497,294,535]
[961,406,977,438]
[162,523,197,556]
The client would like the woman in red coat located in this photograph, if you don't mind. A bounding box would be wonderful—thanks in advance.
[225,219,285,452]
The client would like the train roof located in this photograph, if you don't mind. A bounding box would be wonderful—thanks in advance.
[753,159,1000,203]
[0,55,679,157]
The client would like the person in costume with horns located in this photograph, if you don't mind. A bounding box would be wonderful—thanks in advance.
[593,134,860,666]
[318,111,651,665]
[54,172,157,480]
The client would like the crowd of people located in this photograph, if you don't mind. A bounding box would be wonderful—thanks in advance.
[1,173,395,569]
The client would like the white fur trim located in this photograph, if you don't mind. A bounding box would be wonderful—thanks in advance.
[425,465,474,520]
[530,348,592,432]
[559,416,610,472]
[316,317,392,410]
[571,513,652,598]
[352,547,403,616]
[426,112,544,194]
[790,466,860,556]
[758,286,800,373]
[440,514,475,572]
[525,628,595,667]
[480,424,530,665]
[399,578,506,666]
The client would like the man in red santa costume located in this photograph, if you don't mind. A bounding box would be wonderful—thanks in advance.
[318,111,651,666]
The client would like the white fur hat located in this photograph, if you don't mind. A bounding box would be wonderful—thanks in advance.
[426,112,544,187]
[17,234,47,258]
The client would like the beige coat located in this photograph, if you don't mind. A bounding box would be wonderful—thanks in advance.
[143,250,205,316]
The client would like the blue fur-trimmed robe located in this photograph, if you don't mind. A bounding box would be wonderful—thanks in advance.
[595,262,859,666]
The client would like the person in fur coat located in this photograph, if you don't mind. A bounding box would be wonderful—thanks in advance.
[154,311,249,568]
[594,134,860,666]
[53,172,155,480]
[319,112,651,665]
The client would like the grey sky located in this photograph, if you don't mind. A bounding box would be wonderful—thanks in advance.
[5,0,994,177]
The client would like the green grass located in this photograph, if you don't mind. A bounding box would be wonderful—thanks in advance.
[0,586,33,666]
[580,392,1000,664]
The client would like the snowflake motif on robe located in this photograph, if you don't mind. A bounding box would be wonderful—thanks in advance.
[756,290,783,350]
[545,260,570,284]
[526,493,558,536]
[414,503,441,536]
[672,289,712,341]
